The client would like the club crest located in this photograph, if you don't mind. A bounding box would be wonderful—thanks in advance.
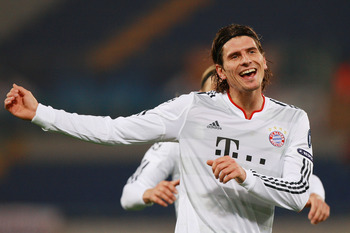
[269,130,285,147]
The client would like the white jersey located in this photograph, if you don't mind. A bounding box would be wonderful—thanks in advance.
[121,141,324,213]
[32,91,313,233]
[120,142,180,212]
[309,174,325,200]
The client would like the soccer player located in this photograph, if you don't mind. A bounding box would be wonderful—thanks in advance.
[120,66,330,225]
[4,24,319,232]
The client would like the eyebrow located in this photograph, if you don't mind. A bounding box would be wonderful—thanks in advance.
[226,46,258,58]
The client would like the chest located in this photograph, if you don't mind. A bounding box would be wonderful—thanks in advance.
[180,107,293,177]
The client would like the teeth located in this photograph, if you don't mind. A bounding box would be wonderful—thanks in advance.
[240,68,256,75]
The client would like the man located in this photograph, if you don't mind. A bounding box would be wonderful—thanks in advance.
[120,65,330,225]
[4,24,320,232]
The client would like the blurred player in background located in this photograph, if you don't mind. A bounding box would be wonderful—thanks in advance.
[120,65,330,225]
[4,24,328,232]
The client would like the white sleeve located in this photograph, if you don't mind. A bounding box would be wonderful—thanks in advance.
[120,142,179,210]
[241,111,313,212]
[310,174,325,200]
[31,93,193,145]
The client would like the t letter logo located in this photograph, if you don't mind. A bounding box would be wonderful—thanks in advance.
[215,137,239,158]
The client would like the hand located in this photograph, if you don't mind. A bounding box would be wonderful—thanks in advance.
[304,193,330,224]
[142,179,180,207]
[207,156,246,184]
[4,84,38,121]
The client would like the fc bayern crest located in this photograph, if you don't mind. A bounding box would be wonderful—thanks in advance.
[269,131,285,147]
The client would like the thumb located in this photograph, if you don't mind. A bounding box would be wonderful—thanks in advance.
[172,179,180,186]
[207,160,213,166]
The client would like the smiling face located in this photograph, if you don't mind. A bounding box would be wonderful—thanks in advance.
[216,36,267,95]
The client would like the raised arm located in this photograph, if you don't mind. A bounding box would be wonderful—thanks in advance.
[4,84,38,121]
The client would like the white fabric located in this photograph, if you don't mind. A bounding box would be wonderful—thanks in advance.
[32,91,313,233]
[310,174,325,200]
[120,142,180,211]
[121,143,324,212]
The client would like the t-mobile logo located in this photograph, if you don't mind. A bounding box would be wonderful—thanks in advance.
[215,136,239,158]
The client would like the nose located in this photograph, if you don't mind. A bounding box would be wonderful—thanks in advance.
[241,52,251,65]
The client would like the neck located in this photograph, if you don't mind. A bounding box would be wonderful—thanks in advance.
[228,89,264,119]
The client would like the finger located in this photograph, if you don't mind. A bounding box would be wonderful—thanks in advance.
[211,159,224,178]
[4,96,15,104]
[309,200,325,224]
[223,172,237,184]
[216,161,231,180]
[13,84,30,97]
[7,89,19,98]
[213,164,222,179]
[172,179,180,186]
[168,181,179,194]
[308,202,316,221]
[152,196,168,207]
[6,90,14,98]
[4,97,16,109]
[310,209,320,224]
[156,190,176,204]
[163,185,178,199]
[207,160,213,166]
[157,185,177,200]
[316,204,330,224]
[219,167,230,182]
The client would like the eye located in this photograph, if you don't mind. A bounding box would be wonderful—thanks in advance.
[249,50,256,54]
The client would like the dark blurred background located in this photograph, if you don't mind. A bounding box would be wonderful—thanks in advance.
[0,0,349,232]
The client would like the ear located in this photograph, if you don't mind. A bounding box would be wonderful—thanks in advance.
[215,64,226,80]
[263,56,268,70]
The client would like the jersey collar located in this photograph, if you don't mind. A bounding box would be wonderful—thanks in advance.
[226,92,266,120]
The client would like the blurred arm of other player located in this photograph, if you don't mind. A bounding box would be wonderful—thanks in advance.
[120,142,180,210]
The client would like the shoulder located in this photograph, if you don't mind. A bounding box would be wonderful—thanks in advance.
[266,97,309,121]
[267,97,306,113]
[267,97,301,110]
[196,90,222,99]
[194,90,226,106]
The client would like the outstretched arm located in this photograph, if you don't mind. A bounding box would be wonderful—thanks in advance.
[4,84,38,121]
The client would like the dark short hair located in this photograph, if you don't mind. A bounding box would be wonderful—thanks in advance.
[211,24,272,93]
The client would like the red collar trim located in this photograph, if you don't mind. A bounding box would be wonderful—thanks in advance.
[227,92,265,120]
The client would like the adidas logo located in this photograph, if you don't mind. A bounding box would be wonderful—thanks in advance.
[207,121,222,130]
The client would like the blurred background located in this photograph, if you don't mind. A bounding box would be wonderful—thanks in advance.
[0,0,349,232]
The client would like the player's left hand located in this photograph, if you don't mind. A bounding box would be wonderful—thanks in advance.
[304,193,330,224]
[207,156,246,184]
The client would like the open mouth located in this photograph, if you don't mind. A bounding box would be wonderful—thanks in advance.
[239,68,257,78]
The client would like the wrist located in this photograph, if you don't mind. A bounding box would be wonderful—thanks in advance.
[142,189,152,204]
